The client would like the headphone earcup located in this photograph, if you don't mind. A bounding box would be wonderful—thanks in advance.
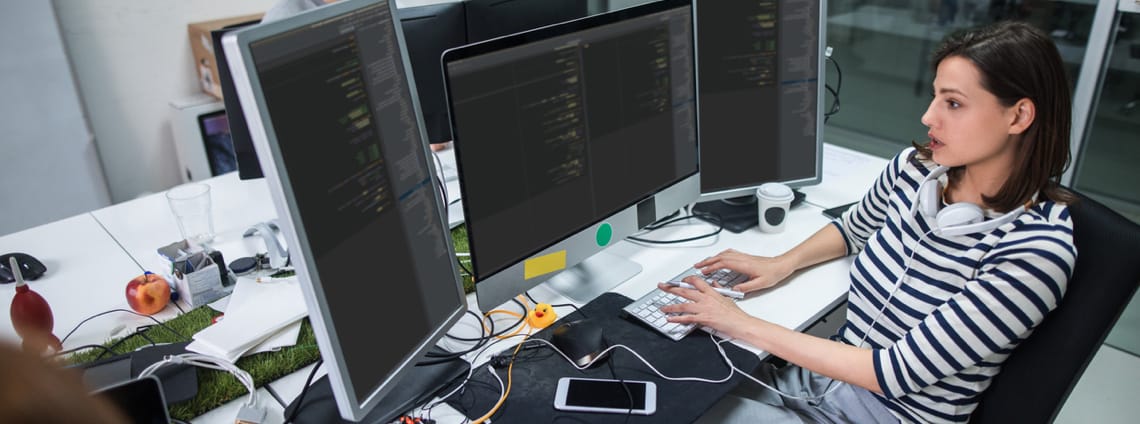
[917,178,942,219]
[936,202,985,236]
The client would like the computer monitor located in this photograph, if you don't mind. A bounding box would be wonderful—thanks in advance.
[397,2,467,144]
[212,19,264,180]
[443,0,699,311]
[214,3,470,180]
[222,0,468,421]
[694,0,825,201]
[464,0,590,43]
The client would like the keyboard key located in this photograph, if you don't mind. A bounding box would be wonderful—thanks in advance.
[622,267,748,341]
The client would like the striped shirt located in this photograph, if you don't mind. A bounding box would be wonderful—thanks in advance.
[833,148,1076,423]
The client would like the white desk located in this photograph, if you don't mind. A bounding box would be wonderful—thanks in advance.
[92,148,466,279]
[799,143,888,209]
[185,143,889,422]
[0,213,146,349]
[0,142,888,423]
[90,173,279,282]
[259,202,861,423]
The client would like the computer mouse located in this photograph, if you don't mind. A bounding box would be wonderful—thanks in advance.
[549,319,609,368]
[0,252,47,284]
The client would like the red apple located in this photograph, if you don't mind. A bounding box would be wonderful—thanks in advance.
[125,272,171,315]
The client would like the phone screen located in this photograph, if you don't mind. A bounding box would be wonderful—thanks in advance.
[564,379,647,410]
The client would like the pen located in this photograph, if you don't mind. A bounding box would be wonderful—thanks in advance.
[663,280,745,299]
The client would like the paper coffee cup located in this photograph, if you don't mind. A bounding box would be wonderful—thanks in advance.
[756,183,794,233]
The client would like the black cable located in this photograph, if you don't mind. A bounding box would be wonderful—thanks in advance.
[824,55,843,123]
[456,256,474,278]
[642,207,687,231]
[286,358,324,424]
[523,290,585,319]
[550,303,584,318]
[440,298,526,343]
[59,309,186,347]
[263,384,289,409]
[627,211,723,244]
[421,296,530,365]
[172,301,187,315]
[53,344,116,358]
[606,350,634,423]
[96,326,159,360]
[441,310,496,343]
[433,150,449,207]
[421,311,492,364]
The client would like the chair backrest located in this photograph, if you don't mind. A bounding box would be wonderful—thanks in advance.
[971,191,1140,423]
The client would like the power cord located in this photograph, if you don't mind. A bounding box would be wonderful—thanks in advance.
[285,358,324,424]
[432,150,449,207]
[605,348,635,423]
[139,353,263,422]
[59,309,186,348]
[627,209,723,245]
[524,291,583,318]
[52,344,116,358]
[421,311,493,366]
[824,47,842,123]
[96,325,161,360]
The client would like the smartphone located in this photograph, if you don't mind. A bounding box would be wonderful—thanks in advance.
[92,376,171,424]
[822,201,858,220]
[553,377,657,415]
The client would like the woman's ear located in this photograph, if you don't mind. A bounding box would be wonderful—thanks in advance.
[1009,98,1036,135]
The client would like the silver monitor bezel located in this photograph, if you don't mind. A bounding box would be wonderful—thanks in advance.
[222,0,468,420]
[693,0,827,202]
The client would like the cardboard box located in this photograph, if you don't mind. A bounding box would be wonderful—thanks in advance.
[188,14,262,99]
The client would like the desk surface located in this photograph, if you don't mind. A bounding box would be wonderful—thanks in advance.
[0,143,890,423]
[0,213,145,348]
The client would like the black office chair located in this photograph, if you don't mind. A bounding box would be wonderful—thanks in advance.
[970,191,1140,423]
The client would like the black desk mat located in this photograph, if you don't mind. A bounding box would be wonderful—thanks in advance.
[445,292,761,423]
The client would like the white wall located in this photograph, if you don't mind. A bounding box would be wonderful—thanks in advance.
[54,0,277,203]
[0,2,111,236]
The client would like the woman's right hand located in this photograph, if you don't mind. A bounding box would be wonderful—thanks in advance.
[694,249,796,293]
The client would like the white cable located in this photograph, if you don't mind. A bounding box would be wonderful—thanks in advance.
[857,228,935,349]
[753,228,939,402]
[485,365,505,407]
[139,353,258,407]
[520,335,736,384]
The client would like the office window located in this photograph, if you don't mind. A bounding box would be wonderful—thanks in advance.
[1072,5,1140,358]
[822,1,1097,158]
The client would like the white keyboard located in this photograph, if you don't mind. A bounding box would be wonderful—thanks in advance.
[622,267,749,341]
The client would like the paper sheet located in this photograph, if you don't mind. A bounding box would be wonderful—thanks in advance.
[188,276,307,361]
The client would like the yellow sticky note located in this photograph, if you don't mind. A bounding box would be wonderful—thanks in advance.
[524,250,567,280]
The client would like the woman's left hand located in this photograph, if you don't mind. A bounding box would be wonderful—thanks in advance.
[658,276,755,340]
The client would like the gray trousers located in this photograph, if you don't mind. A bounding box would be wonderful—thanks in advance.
[696,364,899,423]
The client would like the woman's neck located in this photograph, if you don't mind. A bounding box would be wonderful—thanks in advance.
[947,160,1013,207]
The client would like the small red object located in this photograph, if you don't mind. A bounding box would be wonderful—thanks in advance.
[9,257,60,353]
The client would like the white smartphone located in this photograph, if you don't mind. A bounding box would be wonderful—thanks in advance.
[553,377,657,415]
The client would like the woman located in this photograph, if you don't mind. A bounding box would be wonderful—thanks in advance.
[665,21,1077,423]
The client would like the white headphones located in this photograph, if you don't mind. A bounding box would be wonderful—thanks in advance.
[915,166,1024,237]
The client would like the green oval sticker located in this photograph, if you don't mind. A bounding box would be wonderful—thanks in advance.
[596,223,613,246]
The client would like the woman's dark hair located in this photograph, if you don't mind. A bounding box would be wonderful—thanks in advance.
[914,21,1076,210]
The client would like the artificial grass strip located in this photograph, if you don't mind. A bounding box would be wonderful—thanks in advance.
[66,305,319,421]
[66,227,472,420]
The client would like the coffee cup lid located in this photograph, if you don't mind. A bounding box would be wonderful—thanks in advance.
[757,183,794,201]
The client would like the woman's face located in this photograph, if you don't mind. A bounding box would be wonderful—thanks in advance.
[921,56,1021,170]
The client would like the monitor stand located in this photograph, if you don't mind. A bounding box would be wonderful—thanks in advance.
[692,191,805,233]
[544,251,643,304]
[284,350,469,423]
